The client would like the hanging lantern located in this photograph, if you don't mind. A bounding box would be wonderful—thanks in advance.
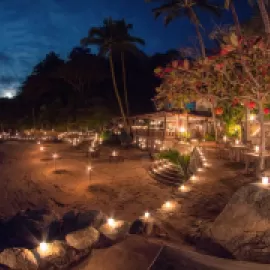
[264,108,270,115]
[246,101,256,110]
[215,107,223,115]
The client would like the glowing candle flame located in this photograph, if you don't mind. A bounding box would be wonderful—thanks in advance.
[40,146,44,152]
[39,242,48,253]
[262,176,269,185]
[52,153,58,159]
[144,211,150,219]
[107,218,116,228]
[179,185,186,192]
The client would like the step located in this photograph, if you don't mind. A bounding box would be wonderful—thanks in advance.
[149,170,181,186]
[149,168,184,184]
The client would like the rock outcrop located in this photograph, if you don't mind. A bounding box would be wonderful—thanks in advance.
[66,226,99,250]
[209,183,270,263]
[0,248,37,270]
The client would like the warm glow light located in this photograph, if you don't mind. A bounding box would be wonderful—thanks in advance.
[179,185,186,192]
[144,211,150,219]
[40,146,44,152]
[162,201,175,211]
[190,175,197,181]
[37,141,41,145]
[39,242,48,253]
[235,139,239,145]
[52,153,58,159]
[179,126,186,133]
[107,218,116,228]
[255,145,259,153]
[87,165,92,172]
[223,135,227,142]
[262,176,269,185]
[112,150,117,156]
[249,114,256,121]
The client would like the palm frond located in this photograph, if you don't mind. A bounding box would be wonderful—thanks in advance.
[224,0,232,10]
[196,0,222,17]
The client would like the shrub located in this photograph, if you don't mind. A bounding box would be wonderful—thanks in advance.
[157,149,191,180]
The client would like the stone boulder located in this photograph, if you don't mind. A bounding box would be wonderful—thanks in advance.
[0,209,52,250]
[48,210,106,240]
[36,240,90,269]
[209,183,270,263]
[65,226,100,250]
[0,248,38,270]
[99,221,130,242]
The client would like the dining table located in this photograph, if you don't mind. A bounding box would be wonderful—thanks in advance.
[244,151,270,174]
[229,144,247,162]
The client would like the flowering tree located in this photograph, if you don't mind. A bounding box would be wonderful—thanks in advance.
[154,57,229,141]
[214,35,270,171]
[155,33,270,171]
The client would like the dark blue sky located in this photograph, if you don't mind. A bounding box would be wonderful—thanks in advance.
[0,0,253,97]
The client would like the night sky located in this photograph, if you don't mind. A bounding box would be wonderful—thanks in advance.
[0,0,253,97]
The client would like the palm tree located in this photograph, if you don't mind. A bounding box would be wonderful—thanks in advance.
[251,0,270,42]
[116,20,145,118]
[146,0,220,58]
[81,18,145,133]
[224,0,241,37]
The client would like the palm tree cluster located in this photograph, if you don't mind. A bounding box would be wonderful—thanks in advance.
[81,18,145,133]
[0,18,179,131]
[146,0,270,54]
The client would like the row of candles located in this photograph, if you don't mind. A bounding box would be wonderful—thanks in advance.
[37,144,269,256]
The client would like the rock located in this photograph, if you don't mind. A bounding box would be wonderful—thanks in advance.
[36,240,84,269]
[76,210,106,230]
[99,220,130,242]
[0,209,51,250]
[76,235,161,270]
[66,226,100,250]
[209,183,270,263]
[129,219,144,235]
[0,248,38,270]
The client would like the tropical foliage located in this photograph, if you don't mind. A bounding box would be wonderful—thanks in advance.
[155,31,270,170]
[81,18,145,133]
[157,149,191,180]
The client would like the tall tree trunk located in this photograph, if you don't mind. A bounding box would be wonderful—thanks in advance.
[230,1,241,37]
[121,52,129,117]
[257,0,270,42]
[190,8,206,58]
[194,22,206,59]
[258,100,265,173]
[211,103,218,141]
[109,53,128,132]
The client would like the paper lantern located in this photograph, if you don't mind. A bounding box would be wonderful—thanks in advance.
[215,107,223,115]
[246,101,256,109]
[264,108,270,115]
